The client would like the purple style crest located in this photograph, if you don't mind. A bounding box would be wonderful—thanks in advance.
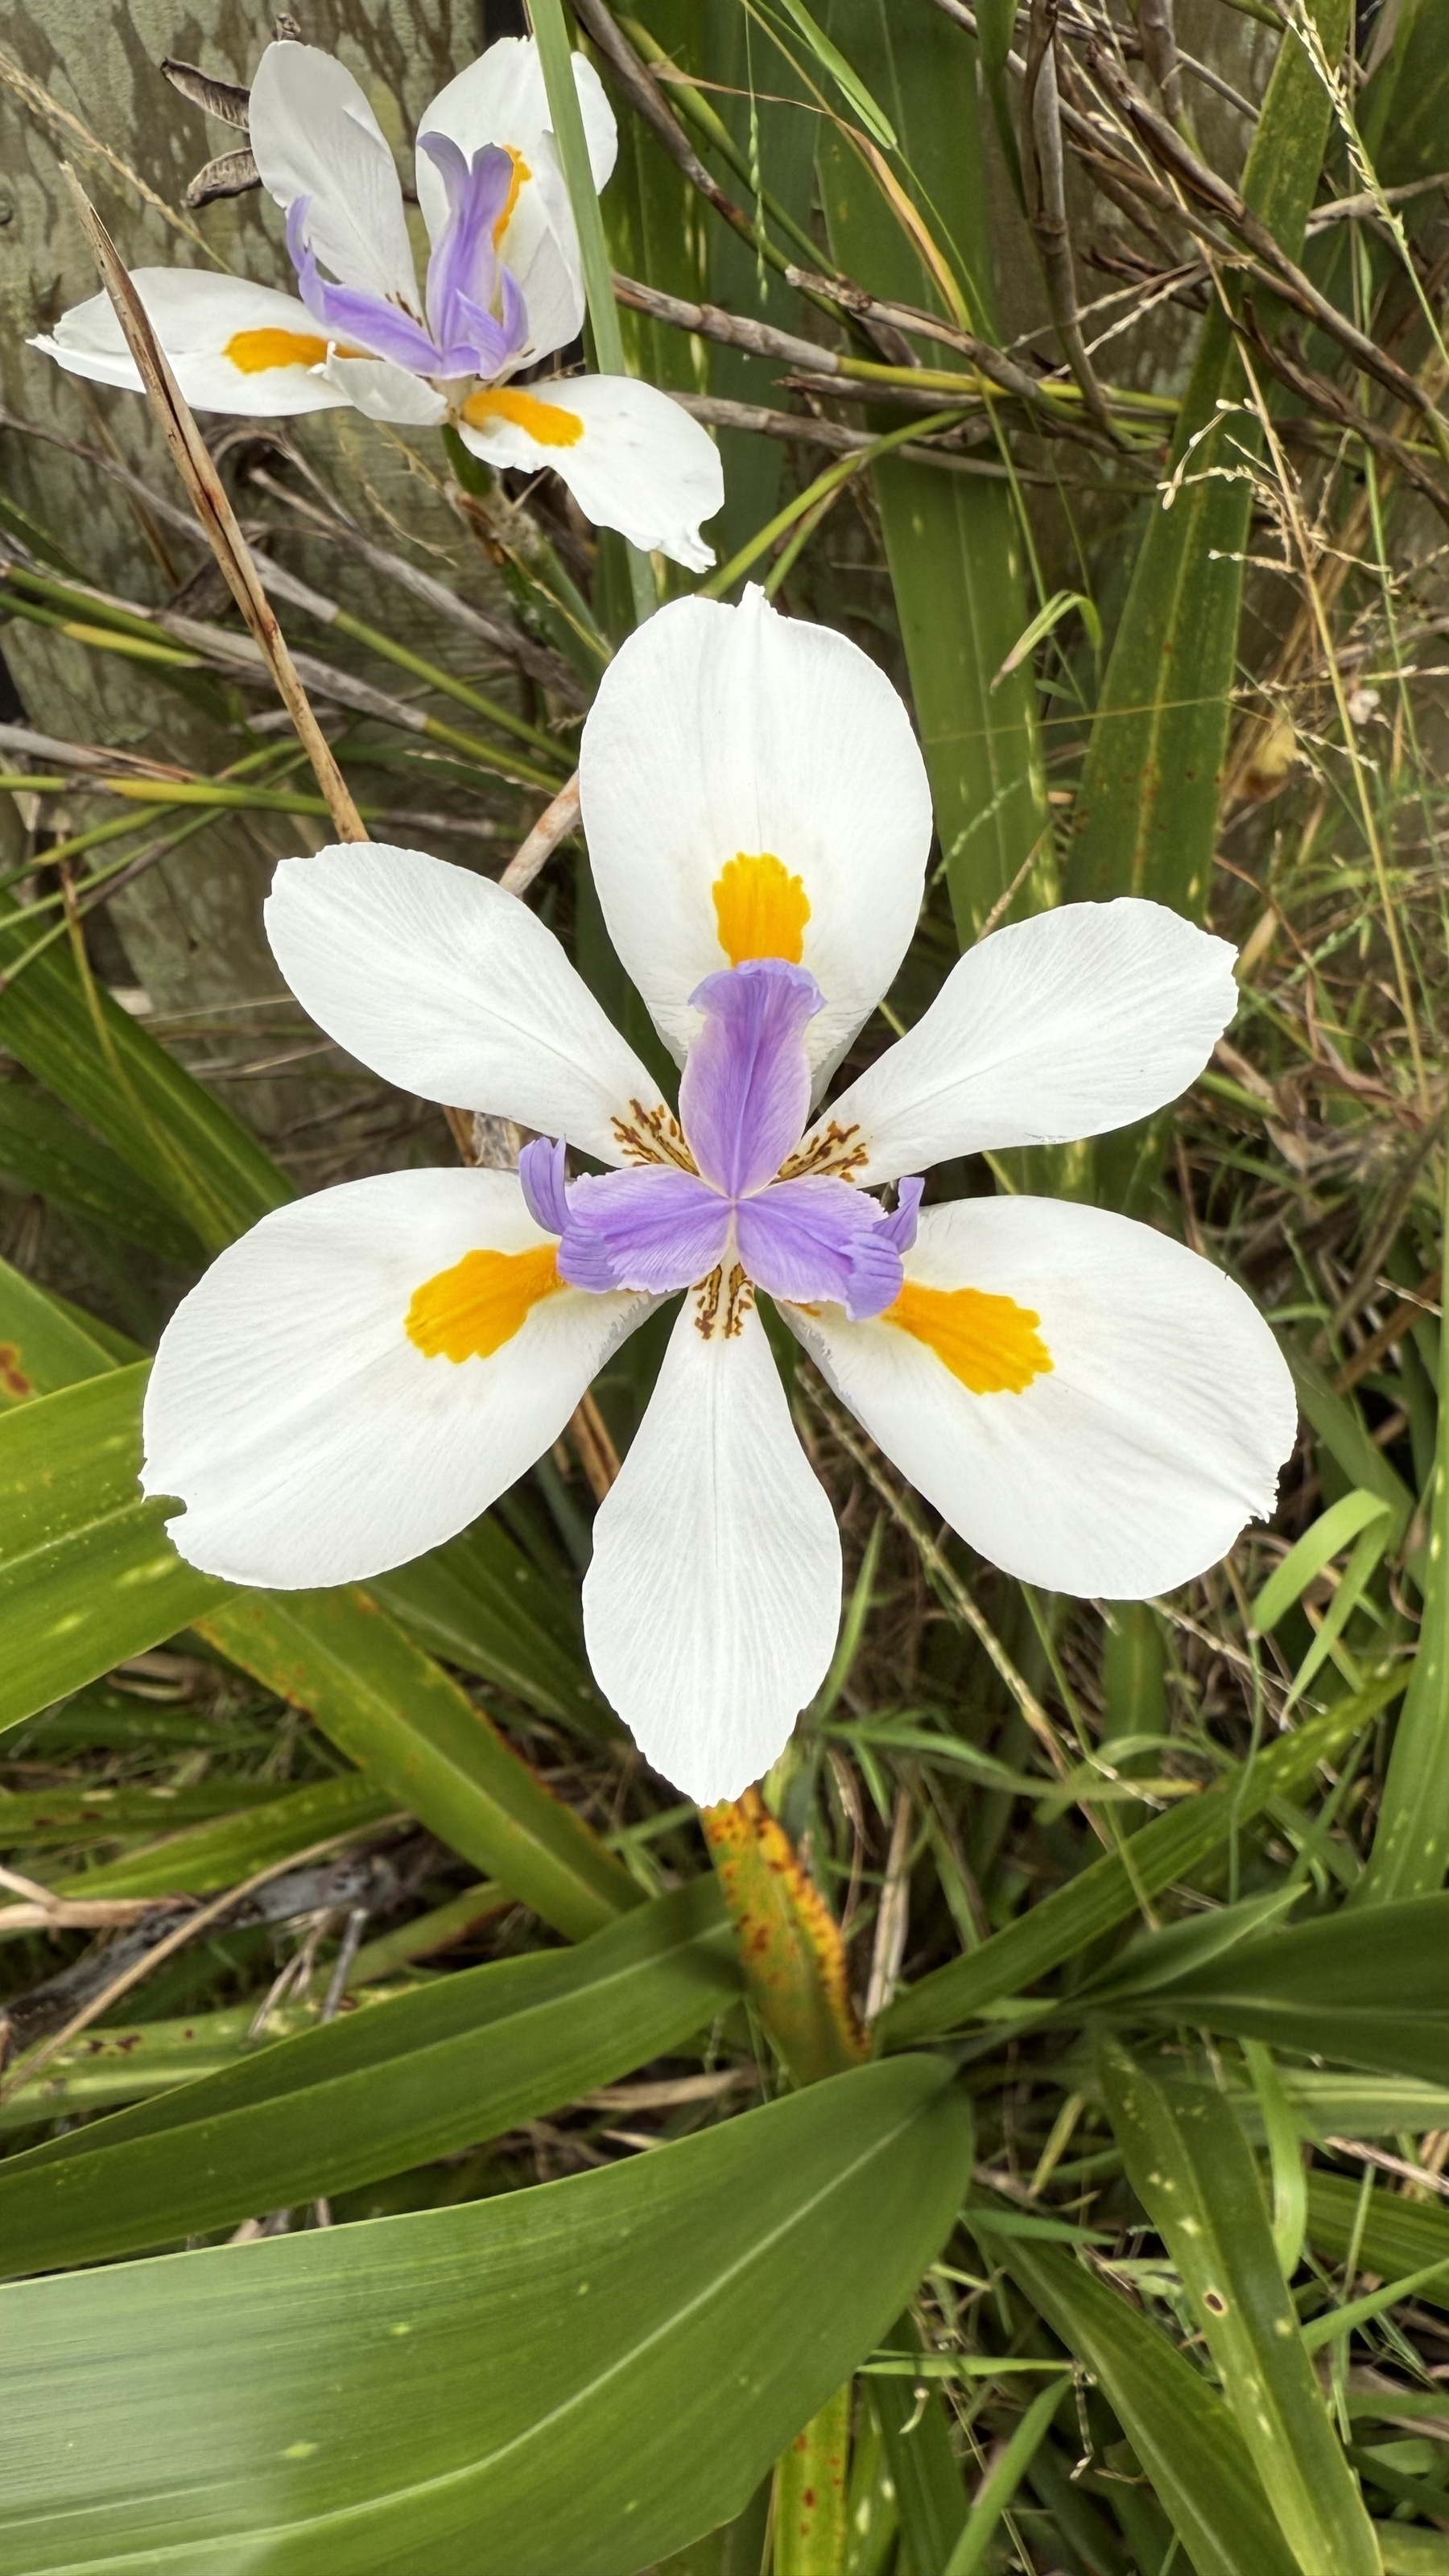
[520,959,920,1323]
[286,141,532,388]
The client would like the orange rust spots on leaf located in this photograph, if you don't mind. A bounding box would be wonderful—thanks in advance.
[406,1243,563,1364]
[773,2382,851,2563]
[700,1786,865,2084]
[885,1278,1052,1395]
[224,328,364,374]
[461,385,584,448]
[712,850,810,968]
[0,1343,33,1401]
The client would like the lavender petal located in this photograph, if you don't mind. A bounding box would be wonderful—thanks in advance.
[558,1166,730,1297]
[679,958,821,1199]
[518,1136,570,1237]
[736,1176,903,1321]
[287,197,440,375]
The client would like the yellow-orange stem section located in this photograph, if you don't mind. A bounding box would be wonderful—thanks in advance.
[700,1787,865,2083]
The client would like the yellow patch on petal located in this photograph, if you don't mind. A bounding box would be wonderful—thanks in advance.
[886,1278,1051,1395]
[406,1243,563,1364]
[461,386,584,448]
[493,148,531,245]
[712,851,811,968]
[224,328,362,374]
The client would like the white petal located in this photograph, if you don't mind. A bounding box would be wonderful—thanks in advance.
[142,1169,648,1587]
[786,1195,1297,1599]
[265,844,670,1168]
[415,37,617,243]
[31,273,353,419]
[458,374,723,571]
[584,1295,842,1802]
[577,587,933,1080]
[321,353,447,425]
[249,41,419,308]
[815,898,1239,1186]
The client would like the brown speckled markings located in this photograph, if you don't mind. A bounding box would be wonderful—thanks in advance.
[0,2,509,1142]
[700,1785,865,2084]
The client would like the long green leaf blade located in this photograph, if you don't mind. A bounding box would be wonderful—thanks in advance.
[1101,2047,1381,2576]
[817,0,1048,939]
[1065,0,1352,918]
[0,1880,737,2273]
[997,2237,1300,2576]
[880,1678,1397,2041]
[0,2056,971,2576]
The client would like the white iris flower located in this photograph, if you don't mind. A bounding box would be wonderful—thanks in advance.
[142,588,1297,1804]
[32,35,723,572]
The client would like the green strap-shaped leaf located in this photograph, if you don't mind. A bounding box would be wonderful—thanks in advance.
[0,1880,737,2276]
[371,1520,597,1728]
[1101,2047,1381,2576]
[0,1084,202,1262]
[1125,1891,1449,2085]
[0,885,291,1253]
[196,1586,636,1939]
[998,2237,1300,2576]
[1307,2169,1449,2292]
[0,1364,635,1938]
[1358,1156,1449,1904]
[0,2056,971,2576]
[879,1674,1399,2042]
[1065,0,1352,916]
[0,1360,225,1726]
[817,0,1048,940]
[39,1769,396,1901]
[0,1255,138,1407]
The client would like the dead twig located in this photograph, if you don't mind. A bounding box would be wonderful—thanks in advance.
[60,165,367,843]
[0,1820,402,2107]
[500,774,583,896]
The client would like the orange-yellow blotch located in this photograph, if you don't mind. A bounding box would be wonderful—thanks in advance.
[886,1278,1052,1394]
[712,851,811,967]
[493,149,530,243]
[406,1243,562,1364]
[461,386,584,448]
[224,328,359,374]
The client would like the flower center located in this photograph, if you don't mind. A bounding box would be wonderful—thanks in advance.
[520,960,913,1329]
[283,137,533,395]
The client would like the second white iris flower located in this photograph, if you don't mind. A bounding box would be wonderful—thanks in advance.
[35,34,722,571]
[142,588,1296,1803]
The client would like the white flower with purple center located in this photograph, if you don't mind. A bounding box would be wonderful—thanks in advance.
[142,587,1297,1804]
[33,35,722,571]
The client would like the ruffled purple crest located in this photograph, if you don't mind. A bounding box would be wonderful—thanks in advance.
[879,1174,924,1255]
[735,1177,902,1320]
[558,1166,730,1297]
[514,961,906,1319]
